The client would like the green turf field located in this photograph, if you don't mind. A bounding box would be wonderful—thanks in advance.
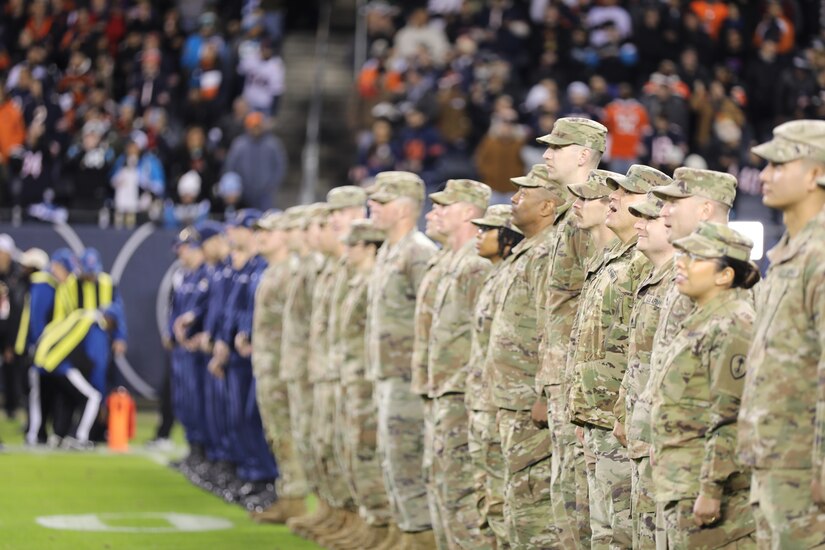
[0,413,323,550]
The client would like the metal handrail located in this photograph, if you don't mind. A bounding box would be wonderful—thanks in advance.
[299,1,334,205]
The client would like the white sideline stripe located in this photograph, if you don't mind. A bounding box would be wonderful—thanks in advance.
[36,513,233,532]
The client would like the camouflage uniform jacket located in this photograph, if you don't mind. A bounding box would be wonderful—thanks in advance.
[536,206,593,399]
[567,235,652,429]
[466,263,508,413]
[280,252,323,382]
[411,248,453,396]
[366,229,437,382]
[488,223,555,412]
[308,256,339,383]
[325,256,353,382]
[739,208,825,471]
[650,290,754,502]
[427,238,491,398]
[337,270,370,386]
[619,260,676,459]
[251,259,291,379]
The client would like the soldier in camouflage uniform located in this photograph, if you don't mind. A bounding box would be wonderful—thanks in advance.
[535,118,606,550]
[638,168,740,546]
[648,167,739,358]
[366,171,438,550]
[249,211,309,523]
[611,192,675,549]
[306,187,368,547]
[650,222,759,549]
[281,203,329,534]
[566,166,667,548]
[488,164,573,549]
[737,120,825,549]
[333,219,392,549]
[412,198,453,550]
[425,179,495,549]
[467,204,524,550]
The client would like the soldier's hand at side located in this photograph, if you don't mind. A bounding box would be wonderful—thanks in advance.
[575,426,584,445]
[3,346,13,364]
[812,478,825,506]
[612,419,627,448]
[531,397,548,429]
[692,494,721,527]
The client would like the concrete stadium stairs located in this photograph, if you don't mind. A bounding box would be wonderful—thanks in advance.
[276,2,358,209]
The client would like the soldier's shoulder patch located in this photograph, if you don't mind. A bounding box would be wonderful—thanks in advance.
[730,354,747,379]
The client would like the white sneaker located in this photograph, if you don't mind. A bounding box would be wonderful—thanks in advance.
[46,434,62,448]
[144,437,174,453]
[60,436,94,451]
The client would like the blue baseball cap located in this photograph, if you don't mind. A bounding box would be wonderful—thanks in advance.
[228,209,262,229]
[79,248,103,275]
[51,248,78,274]
[196,220,224,242]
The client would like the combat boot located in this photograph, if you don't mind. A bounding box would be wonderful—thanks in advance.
[287,498,330,536]
[250,497,307,524]
[329,517,371,550]
[357,524,390,548]
[374,524,402,550]
[305,507,348,540]
[399,529,436,550]
[317,510,361,547]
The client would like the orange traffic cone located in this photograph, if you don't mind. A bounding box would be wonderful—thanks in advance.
[107,387,136,452]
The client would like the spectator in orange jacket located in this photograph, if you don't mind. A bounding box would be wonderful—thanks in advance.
[0,85,25,166]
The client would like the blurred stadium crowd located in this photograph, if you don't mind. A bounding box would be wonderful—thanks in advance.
[0,1,821,232]
[0,0,287,227]
[349,0,825,223]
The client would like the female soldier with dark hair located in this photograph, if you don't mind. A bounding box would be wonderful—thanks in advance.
[649,221,759,549]
[465,204,523,549]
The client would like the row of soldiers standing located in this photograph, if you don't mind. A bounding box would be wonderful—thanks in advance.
[169,116,825,550]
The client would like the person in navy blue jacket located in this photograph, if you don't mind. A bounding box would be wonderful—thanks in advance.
[212,209,278,511]
[167,227,210,473]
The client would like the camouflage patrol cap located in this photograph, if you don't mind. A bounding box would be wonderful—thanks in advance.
[369,171,425,203]
[429,179,491,210]
[470,204,524,235]
[511,164,572,204]
[606,165,673,194]
[282,205,308,230]
[304,202,329,225]
[652,167,738,208]
[673,221,753,262]
[751,119,825,166]
[254,209,285,230]
[568,169,624,200]
[536,117,608,153]
[629,191,666,219]
[327,185,368,210]
[344,219,386,245]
